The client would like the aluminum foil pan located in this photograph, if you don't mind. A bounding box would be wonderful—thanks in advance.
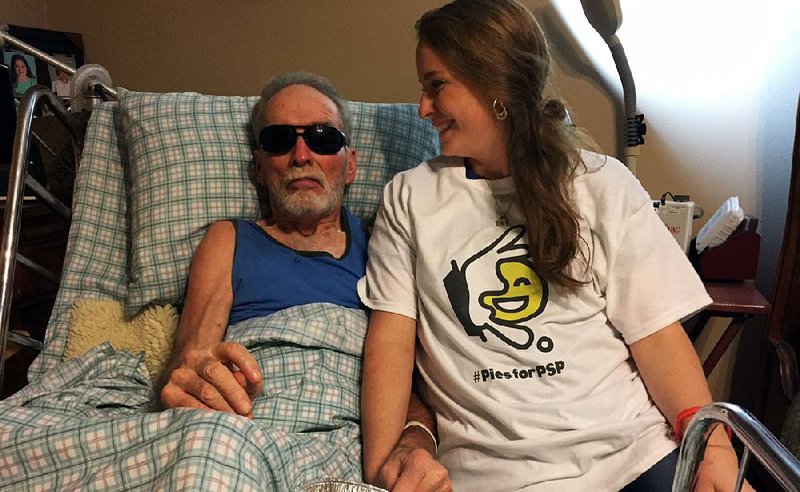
[293,479,388,492]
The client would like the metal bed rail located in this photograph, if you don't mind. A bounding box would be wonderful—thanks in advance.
[673,402,800,491]
[0,27,116,388]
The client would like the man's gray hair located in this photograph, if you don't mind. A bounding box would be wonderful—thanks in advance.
[251,72,353,144]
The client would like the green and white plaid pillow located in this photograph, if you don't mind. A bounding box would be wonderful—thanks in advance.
[118,90,438,316]
[119,90,262,317]
[345,103,440,223]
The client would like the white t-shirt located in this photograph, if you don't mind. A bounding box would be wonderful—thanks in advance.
[52,78,71,99]
[358,151,711,491]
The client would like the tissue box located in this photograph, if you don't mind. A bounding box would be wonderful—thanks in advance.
[689,230,761,281]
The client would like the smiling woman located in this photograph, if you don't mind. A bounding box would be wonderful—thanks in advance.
[8,53,37,98]
[358,1,754,490]
[416,43,509,180]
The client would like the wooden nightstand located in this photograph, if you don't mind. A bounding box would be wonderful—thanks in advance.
[689,281,771,376]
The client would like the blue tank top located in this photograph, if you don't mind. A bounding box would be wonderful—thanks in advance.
[227,209,368,326]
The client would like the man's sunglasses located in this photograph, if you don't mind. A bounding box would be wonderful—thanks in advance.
[259,125,347,155]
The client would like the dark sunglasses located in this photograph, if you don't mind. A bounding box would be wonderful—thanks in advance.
[259,124,347,155]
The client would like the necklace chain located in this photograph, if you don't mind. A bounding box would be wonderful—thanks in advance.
[486,180,514,227]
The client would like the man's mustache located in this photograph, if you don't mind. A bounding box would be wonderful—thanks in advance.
[282,169,327,187]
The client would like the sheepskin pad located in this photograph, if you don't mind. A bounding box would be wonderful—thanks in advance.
[66,299,178,382]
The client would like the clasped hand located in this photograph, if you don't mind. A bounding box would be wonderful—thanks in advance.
[376,427,452,492]
[160,341,264,418]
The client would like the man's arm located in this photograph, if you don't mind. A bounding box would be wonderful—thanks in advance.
[158,221,263,416]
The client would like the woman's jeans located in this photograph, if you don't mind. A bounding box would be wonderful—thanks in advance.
[621,447,679,492]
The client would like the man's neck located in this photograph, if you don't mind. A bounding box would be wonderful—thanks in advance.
[259,209,348,258]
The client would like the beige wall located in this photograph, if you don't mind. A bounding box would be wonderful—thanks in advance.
[42,2,438,98]
[36,0,797,290]
[1,0,48,28]
[2,0,620,160]
[8,0,798,238]
[34,0,618,169]
[5,1,800,401]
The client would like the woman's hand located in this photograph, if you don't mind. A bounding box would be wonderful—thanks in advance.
[693,429,754,491]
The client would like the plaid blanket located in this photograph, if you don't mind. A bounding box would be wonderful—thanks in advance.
[0,303,366,491]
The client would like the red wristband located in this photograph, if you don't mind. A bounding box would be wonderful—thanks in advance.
[674,406,702,441]
[674,405,733,441]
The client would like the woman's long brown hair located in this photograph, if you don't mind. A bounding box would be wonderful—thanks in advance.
[417,0,594,291]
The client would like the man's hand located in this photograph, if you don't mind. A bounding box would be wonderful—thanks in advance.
[160,341,263,418]
[375,425,452,492]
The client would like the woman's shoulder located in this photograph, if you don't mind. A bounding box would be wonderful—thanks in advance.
[574,150,642,190]
[380,155,464,210]
[391,155,463,184]
[573,149,651,217]
[574,149,624,176]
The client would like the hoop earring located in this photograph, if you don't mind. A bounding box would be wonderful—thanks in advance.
[492,99,508,120]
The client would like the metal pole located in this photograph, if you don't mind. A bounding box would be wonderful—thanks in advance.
[673,402,800,491]
[0,87,81,388]
[0,28,77,76]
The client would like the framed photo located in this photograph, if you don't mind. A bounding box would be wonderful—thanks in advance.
[3,51,38,100]
[3,25,84,105]
[1,25,84,199]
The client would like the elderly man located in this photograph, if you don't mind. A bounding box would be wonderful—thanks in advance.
[158,72,450,491]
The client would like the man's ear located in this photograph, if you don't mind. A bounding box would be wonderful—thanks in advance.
[253,149,267,187]
[345,147,357,186]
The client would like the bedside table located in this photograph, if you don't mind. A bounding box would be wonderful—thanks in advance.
[689,281,771,376]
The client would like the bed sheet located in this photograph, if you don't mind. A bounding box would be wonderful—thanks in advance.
[0,303,365,490]
[8,91,439,490]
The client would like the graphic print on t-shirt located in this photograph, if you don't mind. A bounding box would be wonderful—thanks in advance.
[443,225,551,351]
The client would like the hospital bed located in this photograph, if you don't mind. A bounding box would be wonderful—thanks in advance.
[0,29,798,492]
[0,30,442,490]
